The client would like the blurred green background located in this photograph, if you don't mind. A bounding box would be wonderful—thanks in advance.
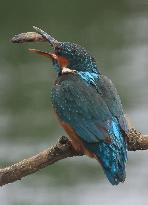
[0,0,148,204]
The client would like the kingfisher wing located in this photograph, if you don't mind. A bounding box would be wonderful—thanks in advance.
[52,74,114,143]
[95,75,128,133]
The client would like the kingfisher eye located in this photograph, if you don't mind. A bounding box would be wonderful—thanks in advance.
[55,47,63,55]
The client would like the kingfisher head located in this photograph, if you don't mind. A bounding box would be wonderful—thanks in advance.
[29,26,100,82]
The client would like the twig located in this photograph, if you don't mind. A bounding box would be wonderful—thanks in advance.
[127,128,148,151]
[0,128,148,187]
[0,136,81,187]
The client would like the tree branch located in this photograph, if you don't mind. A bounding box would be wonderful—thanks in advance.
[0,128,148,187]
[127,128,148,151]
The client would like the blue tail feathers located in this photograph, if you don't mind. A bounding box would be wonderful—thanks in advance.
[84,119,127,185]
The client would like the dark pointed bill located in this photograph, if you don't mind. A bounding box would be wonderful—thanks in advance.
[33,26,59,47]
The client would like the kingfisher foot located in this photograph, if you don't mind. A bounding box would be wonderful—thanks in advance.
[58,136,83,156]
[58,136,69,144]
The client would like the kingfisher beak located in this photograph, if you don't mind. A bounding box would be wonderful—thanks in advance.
[33,26,59,47]
[28,49,57,60]
[28,26,59,61]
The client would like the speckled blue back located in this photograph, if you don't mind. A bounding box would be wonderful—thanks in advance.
[51,73,128,185]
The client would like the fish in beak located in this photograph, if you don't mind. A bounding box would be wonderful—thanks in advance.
[28,26,59,61]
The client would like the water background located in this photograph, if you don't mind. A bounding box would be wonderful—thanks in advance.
[0,0,148,204]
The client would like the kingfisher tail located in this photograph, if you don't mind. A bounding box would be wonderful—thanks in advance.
[85,121,127,185]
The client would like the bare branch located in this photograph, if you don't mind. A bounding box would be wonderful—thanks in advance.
[0,128,148,187]
[0,136,81,187]
[127,128,148,151]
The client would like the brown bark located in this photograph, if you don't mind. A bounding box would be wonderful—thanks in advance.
[0,128,148,187]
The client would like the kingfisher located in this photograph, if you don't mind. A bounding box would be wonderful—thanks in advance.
[28,26,128,185]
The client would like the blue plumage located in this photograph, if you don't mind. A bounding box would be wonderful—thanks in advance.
[52,73,128,185]
[84,119,127,185]
[30,27,128,185]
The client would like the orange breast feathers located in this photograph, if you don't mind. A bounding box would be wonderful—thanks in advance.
[60,121,95,158]
[57,55,69,68]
